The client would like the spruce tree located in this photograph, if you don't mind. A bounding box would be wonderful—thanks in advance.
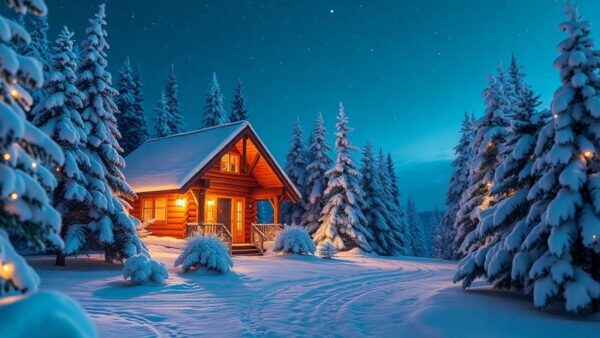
[455,64,543,289]
[164,65,185,134]
[515,2,600,312]
[281,118,307,225]
[430,206,444,258]
[360,142,400,255]
[301,113,332,235]
[70,4,144,262]
[154,91,173,138]
[230,79,249,122]
[202,72,227,128]
[0,0,65,289]
[379,149,409,254]
[116,57,145,156]
[454,74,508,259]
[132,66,148,144]
[406,196,427,256]
[437,113,475,259]
[21,14,50,120]
[314,103,372,252]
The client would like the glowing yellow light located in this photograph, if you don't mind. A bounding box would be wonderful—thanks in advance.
[9,192,18,200]
[583,151,594,159]
[0,263,14,279]
[207,199,215,206]
[2,153,10,161]
[31,162,37,169]
[9,88,19,99]
[55,166,61,172]
[176,198,185,207]
[487,141,494,148]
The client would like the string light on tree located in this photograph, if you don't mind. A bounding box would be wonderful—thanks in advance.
[9,88,19,99]
[2,153,10,161]
[9,192,18,200]
[0,263,14,279]
[31,162,37,169]
[583,151,593,159]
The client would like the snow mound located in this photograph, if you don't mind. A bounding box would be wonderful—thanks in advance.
[274,225,316,255]
[174,235,233,274]
[0,291,96,338]
[317,240,338,259]
[123,254,168,285]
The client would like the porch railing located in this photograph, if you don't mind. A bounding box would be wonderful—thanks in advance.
[251,223,284,254]
[186,222,232,255]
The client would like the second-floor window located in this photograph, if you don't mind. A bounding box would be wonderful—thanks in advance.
[220,153,240,174]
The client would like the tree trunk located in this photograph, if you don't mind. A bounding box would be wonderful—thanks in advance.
[55,251,65,266]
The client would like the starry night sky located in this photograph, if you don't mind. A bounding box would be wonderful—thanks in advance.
[40,0,600,210]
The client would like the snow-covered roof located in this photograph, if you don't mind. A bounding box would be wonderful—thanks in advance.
[123,121,300,199]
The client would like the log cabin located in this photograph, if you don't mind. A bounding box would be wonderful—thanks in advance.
[123,121,300,255]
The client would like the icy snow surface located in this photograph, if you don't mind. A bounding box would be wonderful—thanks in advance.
[27,236,599,337]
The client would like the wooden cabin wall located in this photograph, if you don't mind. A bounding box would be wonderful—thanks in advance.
[131,192,187,238]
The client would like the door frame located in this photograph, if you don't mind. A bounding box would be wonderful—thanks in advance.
[205,194,246,243]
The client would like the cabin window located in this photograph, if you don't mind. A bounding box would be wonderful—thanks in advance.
[235,201,243,232]
[206,199,216,222]
[142,197,167,222]
[220,153,240,174]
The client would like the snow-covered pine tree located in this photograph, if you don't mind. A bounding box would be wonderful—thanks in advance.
[164,64,185,134]
[230,79,249,122]
[21,14,50,120]
[281,118,307,226]
[378,149,409,254]
[513,2,600,312]
[301,113,332,235]
[430,206,444,257]
[405,196,427,256]
[71,4,144,262]
[116,57,146,156]
[154,91,173,138]
[453,74,508,259]
[31,26,89,265]
[360,142,400,255]
[313,103,372,252]
[0,0,65,288]
[132,66,148,145]
[202,72,227,128]
[437,113,475,259]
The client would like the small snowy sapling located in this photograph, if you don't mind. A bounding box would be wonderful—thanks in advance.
[317,241,338,259]
[174,235,233,274]
[123,254,168,285]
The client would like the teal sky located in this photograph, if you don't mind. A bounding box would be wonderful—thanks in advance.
[42,0,600,210]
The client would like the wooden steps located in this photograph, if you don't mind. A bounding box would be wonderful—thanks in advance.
[232,243,262,256]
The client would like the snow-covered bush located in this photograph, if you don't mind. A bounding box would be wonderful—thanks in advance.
[123,254,168,285]
[274,225,316,255]
[136,219,154,238]
[0,291,96,338]
[317,241,338,259]
[174,235,233,274]
[0,231,40,296]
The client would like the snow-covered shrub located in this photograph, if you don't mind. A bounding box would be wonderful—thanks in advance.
[0,231,40,296]
[123,254,168,285]
[317,240,338,259]
[136,219,154,238]
[0,291,96,338]
[174,235,233,274]
[274,225,316,255]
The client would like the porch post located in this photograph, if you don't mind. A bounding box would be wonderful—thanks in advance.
[193,188,206,224]
[272,194,281,225]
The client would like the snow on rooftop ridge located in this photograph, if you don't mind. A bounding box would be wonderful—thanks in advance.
[145,120,250,143]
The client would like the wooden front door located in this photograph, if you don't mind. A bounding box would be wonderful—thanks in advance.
[217,198,232,232]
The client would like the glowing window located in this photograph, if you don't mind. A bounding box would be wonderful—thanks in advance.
[236,201,243,231]
[220,153,240,174]
[206,199,215,222]
[142,197,167,222]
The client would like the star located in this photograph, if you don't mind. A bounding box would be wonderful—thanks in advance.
[330,9,334,14]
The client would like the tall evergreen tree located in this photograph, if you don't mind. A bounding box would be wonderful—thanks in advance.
[455,63,543,290]
[154,91,172,138]
[301,113,332,235]
[0,0,65,289]
[116,58,146,156]
[360,142,401,255]
[405,196,427,256]
[164,64,185,134]
[430,206,444,258]
[202,72,227,128]
[513,2,600,312]
[69,4,144,262]
[437,113,475,259]
[230,79,249,122]
[454,74,508,259]
[314,103,372,252]
[21,14,50,120]
[132,66,148,144]
[379,149,409,254]
[281,118,307,225]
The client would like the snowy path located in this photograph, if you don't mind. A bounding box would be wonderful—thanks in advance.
[29,241,599,338]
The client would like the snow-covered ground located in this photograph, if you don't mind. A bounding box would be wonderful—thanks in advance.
[27,237,599,337]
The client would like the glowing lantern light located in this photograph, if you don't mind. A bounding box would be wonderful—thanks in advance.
[176,198,185,207]
[9,88,19,99]
[583,151,594,159]
[0,263,14,279]
[2,153,10,161]
[9,192,18,200]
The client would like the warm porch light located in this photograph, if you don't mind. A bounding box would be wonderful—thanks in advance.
[583,151,594,159]
[176,198,185,207]
[207,199,215,206]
